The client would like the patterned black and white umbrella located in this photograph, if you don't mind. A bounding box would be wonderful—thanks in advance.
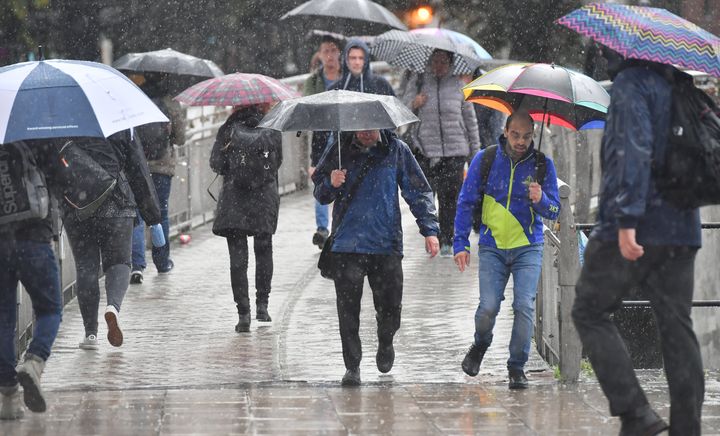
[370,30,487,75]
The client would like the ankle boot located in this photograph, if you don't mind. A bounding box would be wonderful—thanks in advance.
[0,384,23,420]
[256,303,272,322]
[235,313,251,332]
[16,353,46,412]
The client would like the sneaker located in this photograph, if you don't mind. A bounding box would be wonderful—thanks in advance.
[462,344,487,377]
[78,334,99,350]
[256,303,272,322]
[129,270,143,284]
[0,384,23,420]
[376,338,395,373]
[104,305,123,347]
[16,353,46,413]
[440,244,453,257]
[341,367,361,387]
[157,259,174,274]
[312,228,329,249]
[235,313,251,333]
[508,368,528,390]
[619,405,669,436]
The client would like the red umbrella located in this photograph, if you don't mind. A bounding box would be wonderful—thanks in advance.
[174,73,300,107]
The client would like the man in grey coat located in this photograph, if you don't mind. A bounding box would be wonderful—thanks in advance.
[402,49,481,256]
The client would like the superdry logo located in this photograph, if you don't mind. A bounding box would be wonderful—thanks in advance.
[0,149,19,214]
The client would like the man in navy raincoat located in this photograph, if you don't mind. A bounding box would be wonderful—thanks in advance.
[312,129,439,386]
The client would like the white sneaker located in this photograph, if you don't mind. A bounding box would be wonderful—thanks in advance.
[104,305,123,347]
[78,334,99,350]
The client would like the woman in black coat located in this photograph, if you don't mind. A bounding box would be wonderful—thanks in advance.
[210,105,283,332]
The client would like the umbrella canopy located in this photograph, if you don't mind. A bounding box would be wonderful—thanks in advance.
[463,63,610,131]
[113,48,224,78]
[370,29,487,75]
[174,73,300,107]
[0,59,169,144]
[258,90,418,132]
[281,0,407,35]
[411,28,492,61]
[556,3,720,78]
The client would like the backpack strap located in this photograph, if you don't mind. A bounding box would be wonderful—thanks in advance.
[479,145,498,190]
[535,150,547,185]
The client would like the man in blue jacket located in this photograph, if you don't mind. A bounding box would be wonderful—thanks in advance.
[572,47,704,436]
[453,110,560,389]
[313,129,439,386]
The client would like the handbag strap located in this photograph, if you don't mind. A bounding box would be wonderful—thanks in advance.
[330,151,379,234]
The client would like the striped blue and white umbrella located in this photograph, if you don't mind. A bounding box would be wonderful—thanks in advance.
[0,59,169,144]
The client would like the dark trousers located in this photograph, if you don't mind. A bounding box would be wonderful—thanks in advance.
[332,253,403,370]
[572,239,704,436]
[419,156,465,247]
[65,216,133,335]
[227,233,273,314]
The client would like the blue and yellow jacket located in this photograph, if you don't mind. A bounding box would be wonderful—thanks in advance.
[453,137,561,253]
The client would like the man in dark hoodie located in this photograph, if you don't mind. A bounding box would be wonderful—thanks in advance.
[572,46,704,436]
[330,39,395,96]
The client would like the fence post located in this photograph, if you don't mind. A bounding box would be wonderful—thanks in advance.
[557,180,582,382]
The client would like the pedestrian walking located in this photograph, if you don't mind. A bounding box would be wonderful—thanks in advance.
[0,141,62,418]
[312,129,439,386]
[330,39,395,96]
[210,104,282,333]
[130,75,187,283]
[571,47,704,435]
[402,49,481,256]
[63,132,161,350]
[305,35,342,250]
[454,110,560,389]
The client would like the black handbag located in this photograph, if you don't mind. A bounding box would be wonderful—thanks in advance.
[317,151,379,280]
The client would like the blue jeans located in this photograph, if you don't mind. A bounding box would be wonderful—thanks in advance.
[473,244,543,370]
[0,240,62,386]
[315,199,329,231]
[132,173,172,272]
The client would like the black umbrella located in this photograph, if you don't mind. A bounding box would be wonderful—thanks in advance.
[113,48,223,78]
[281,0,407,35]
[258,90,418,166]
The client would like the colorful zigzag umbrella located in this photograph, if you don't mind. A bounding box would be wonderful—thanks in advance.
[556,3,720,77]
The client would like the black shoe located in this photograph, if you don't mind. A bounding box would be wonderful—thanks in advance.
[508,368,529,389]
[619,405,669,436]
[461,344,486,377]
[256,303,272,322]
[235,313,251,333]
[312,228,329,249]
[130,270,143,284]
[376,339,395,373]
[341,368,361,387]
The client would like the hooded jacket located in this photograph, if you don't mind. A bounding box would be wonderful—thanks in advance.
[454,136,561,253]
[592,63,701,247]
[330,39,395,96]
[210,108,283,237]
[402,72,481,158]
[312,130,438,256]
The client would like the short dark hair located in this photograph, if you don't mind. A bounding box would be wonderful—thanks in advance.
[320,35,342,51]
[505,110,534,130]
[431,49,453,64]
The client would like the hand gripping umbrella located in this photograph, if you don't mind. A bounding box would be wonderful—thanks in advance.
[0,59,168,144]
[258,89,419,167]
[462,62,610,150]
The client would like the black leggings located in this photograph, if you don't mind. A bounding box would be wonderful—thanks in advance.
[420,156,465,247]
[226,233,273,314]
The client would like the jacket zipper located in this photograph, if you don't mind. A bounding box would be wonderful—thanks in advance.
[529,208,535,234]
[436,77,446,155]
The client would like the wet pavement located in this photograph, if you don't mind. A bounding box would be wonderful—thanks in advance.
[3,189,720,435]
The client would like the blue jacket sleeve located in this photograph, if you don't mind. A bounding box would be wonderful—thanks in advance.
[397,142,438,237]
[607,72,654,228]
[532,158,561,220]
[453,150,485,254]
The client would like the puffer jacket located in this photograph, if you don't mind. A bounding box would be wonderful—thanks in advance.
[210,108,283,237]
[402,72,480,158]
[454,136,561,253]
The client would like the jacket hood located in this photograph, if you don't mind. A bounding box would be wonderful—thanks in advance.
[338,39,375,90]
